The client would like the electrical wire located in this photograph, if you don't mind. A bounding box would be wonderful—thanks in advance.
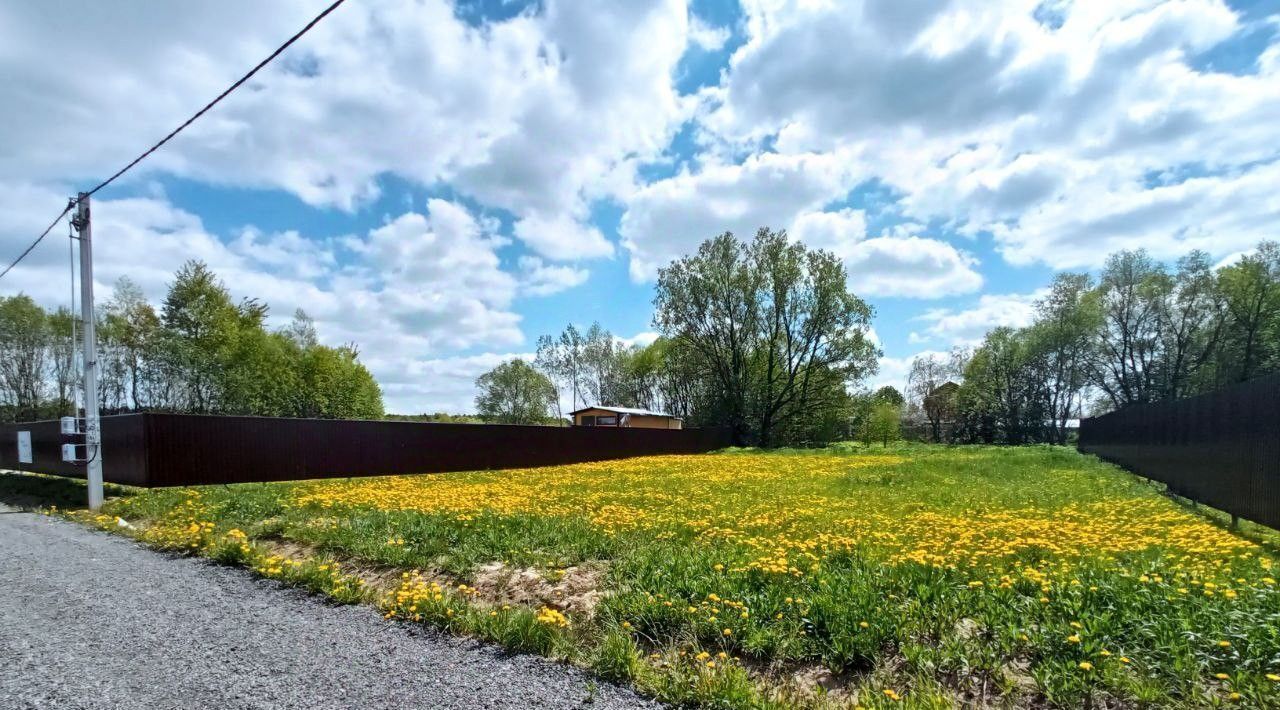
[0,0,348,282]
[0,204,73,281]
[84,0,347,198]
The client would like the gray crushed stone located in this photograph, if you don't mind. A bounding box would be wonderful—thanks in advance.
[0,506,663,710]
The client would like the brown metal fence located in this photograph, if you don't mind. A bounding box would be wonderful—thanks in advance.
[0,413,731,487]
[1077,373,1280,529]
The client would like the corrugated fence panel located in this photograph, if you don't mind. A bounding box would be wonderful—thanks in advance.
[1078,374,1280,529]
[0,413,730,487]
[0,414,150,486]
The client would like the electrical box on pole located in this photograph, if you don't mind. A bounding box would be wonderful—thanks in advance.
[17,431,33,464]
[73,193,105,510]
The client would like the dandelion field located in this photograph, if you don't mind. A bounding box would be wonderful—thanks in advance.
[23,445,1280,708]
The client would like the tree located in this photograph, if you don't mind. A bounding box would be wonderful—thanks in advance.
[871,385,904,408]
[0,264,384,423]
[161,261,243,412]
[295,342,383,419]
[0,295,49,421]
[1157,252,1223,399]
[535,324,588,414]
[103,277,161,410]
[862,400,901,447]
[475,359,558,424]
[45,307,78,415]
[283,308,319,349]
[649,337,707,421]
[956,328,1048,444]
[653,228,878,446]
[907,355,956,442]
[1089,250,1169,409]
[1216,241,1280,383]
[1028,273,1099,443]
[582,322,617,407]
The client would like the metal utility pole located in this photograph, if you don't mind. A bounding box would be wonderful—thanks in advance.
[73,193,104,510]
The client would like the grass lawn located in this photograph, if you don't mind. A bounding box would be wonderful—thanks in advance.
[8,444,1280,708]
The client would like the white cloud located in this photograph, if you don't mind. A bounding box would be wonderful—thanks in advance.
[0,187,541,412]
[993,160,1280,268]
[375,351,535,415]
[843,236,983,298]
[6,0,1280,413]
[688,14,731,51]
[908,291,1045,346]
[788,208,867,260]
[513,214,614,261]
[617,330,660,348]
[790,209,982,298]
[868,355,913,395]
[620,151,852,280]
[0,0,696,260]
[699,0,1280,271]
[517,256,589,297]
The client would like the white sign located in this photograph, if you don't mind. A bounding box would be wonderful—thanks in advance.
[17,431,32,464]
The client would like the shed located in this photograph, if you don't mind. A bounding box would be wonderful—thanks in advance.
[569,406,683,430]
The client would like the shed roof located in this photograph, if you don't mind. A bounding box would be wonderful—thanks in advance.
[568,405,680,418]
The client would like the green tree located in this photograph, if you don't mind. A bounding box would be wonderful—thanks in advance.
[1089,250,1169,408]
[535,324,588,415]
[161,260,244,412]
[0,294,49,421]
[862,400,901,447]
[102,277,161,410]
[956,327,1048,444]
[1158,252,1223,398]
[296,342,384,419]
[1028,273,1099,443]
[871,385,904,408]
[1216,241,1280,383]
[653,228,878,446]
[45,306,78,415]
[907,354,951,442]
[475,359,558,425]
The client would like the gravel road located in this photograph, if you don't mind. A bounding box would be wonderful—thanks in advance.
[0,505,662,710]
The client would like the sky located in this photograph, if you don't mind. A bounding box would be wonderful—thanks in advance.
[1,0,1278,414]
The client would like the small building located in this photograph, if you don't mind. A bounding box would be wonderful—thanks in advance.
[570,406,683,430]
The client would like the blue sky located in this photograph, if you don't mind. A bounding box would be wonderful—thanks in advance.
[2,0,1278,413]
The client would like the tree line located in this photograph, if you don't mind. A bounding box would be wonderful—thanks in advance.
[905,241,1280,444]
[476,228,881,446]
[0,260,383,423]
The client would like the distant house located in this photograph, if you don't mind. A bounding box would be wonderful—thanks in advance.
[925,381,961,406]
[922,381,962,443]
[570,406,683,430]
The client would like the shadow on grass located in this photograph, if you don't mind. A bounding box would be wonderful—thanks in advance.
[1158,486,1280,557]
[0,471,133,511]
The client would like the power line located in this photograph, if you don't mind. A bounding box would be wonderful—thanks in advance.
[0,203,73,281]
[0,0,348,282]
[85,0,348,197]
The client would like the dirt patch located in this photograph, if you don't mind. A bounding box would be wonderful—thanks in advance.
[732,656,865,707]
[256,538,405,595]
[471,561,608,616]
[252,540,609,617]
[787,665,858,702]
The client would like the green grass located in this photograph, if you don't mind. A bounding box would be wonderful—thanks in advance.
[9,443,1280,709]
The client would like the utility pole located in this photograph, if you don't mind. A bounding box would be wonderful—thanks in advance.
[73,193,104,510]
